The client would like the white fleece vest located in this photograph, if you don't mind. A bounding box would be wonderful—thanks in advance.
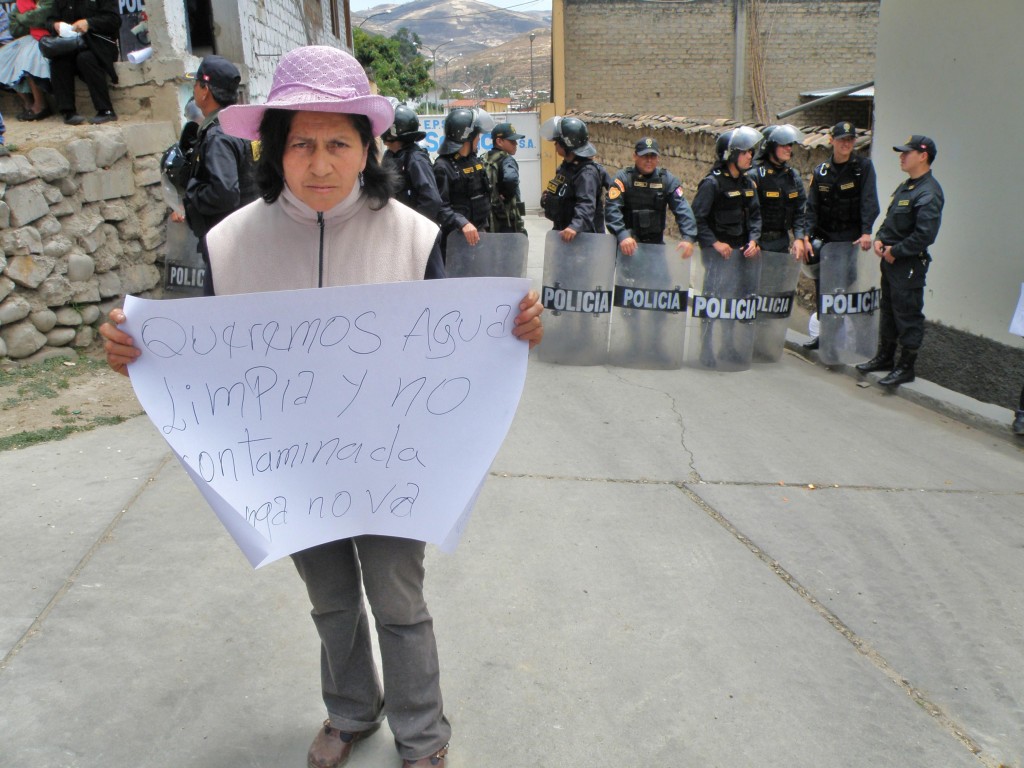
[206,185,439,296]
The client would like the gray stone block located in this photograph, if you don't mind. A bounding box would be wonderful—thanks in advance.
[0,319,47,358]
[35,214,62,238]
[0,294,31,324]
[80,158,136,202]
[45,326,77,347]
[80,304,101,324]
[63,139,98,174]
[43,236,74,259]
[100,201,132,221]
[61,209,105,239]
[73,325,95,348]
[6,182,50,227]
[97,270,122,298]
[134,156,162,187]
[119,263,161,294]
[55,306,83,325]
[20,344,76,364]
[71,280,101,303]
[0,200,10,229]
[41,184,63,205]
[0,276,14,302]
[0,154,39,184]
[37,274,73,307]
[30,308,58,332]
[1,226,42,257]
[93,131,129,168]
[26,147,72,182]
[123,122,176,157]
[6,253,56,289]
[67,252,96,282]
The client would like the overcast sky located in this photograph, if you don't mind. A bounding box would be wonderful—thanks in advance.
[350,0,550,13]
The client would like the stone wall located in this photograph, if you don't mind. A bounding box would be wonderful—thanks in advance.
[564,0,879,124]
[0,122,176,364]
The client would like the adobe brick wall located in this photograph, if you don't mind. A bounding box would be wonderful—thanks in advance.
[564,0,878,125]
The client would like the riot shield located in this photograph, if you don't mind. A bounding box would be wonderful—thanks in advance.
[535,231,617,366]
[752,249,801,363]
[683,247,760,372]
[446,231,528,278]
[608,242,690,369]
[163,222,205,297]
[817,242,880,366]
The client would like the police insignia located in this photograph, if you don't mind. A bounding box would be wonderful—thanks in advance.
[608,186,621,200]
[674,187,683,197]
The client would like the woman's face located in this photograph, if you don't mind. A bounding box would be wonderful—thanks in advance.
[282,112,369,212]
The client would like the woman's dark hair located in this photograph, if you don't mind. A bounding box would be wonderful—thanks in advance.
[255,109,399,210]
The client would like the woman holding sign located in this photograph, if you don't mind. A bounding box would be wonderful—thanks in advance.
[100,46,543,768]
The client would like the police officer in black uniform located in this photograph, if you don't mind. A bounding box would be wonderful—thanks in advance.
[691,126,763,366]
[433,107,493,258]
[383,105,443,224]
[856,135,944,387]
[540,116,609,241]
[803,121,880,349]
[749,124,808,259]
[606,137,697,258]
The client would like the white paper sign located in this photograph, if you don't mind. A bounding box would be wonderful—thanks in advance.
[123,277,530,568]
[1010,282,1024,337]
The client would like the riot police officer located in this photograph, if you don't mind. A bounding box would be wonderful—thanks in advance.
[606,137,697,259]
[540,115,609,241]
[383,105,443,224]
[433,106,494,256]
[856,135,944,387]
[803,120,880,349]
[691,126,763,366]
[749,124,808,258]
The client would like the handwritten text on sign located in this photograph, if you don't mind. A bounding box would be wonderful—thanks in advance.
[124,277,530,568]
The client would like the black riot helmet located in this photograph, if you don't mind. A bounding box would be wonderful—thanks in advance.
[716,125,763,165]
[440,107,495,154]
[540,115,596,158]
[761,124,805,162]
[160,142,191,193]
[384,105,426,143]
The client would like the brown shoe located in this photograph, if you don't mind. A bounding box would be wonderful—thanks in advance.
[307,720,380,768]
[403,743,449,767]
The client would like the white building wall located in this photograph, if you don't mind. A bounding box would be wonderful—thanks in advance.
[874,0,1024,347]
[237,0,350,102]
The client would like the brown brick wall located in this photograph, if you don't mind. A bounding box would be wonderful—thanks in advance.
[564,0,878,126]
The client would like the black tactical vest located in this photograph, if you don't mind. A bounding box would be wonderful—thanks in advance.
[447,153,490,229]
[710,170,755,245]
[543,160,606,232]
[754,163,798,233]
[814,159,862,235]
[623,168,668,242]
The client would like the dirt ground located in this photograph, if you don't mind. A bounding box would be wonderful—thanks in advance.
[0,345,144,448]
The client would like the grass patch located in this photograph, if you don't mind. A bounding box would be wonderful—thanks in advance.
[0,414,129,452]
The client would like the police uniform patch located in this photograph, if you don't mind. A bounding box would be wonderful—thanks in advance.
[608,186,621,200]
[674,187,683,198]
[765,191,781,198]
[788,190,799,198]
[839,182,855,190]
[897,199,910,206]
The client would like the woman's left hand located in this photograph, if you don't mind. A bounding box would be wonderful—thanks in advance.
[512,290,544,349]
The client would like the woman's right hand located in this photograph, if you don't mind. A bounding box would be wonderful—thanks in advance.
[99,308,140,377]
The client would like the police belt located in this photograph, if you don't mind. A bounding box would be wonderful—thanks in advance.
[761,230,787,242]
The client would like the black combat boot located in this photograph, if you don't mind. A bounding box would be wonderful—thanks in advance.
[855,341,897,374]
[878,347,917,387]
[1013,410,1024,436]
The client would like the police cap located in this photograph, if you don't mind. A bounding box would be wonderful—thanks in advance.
[635,137,660,156]
[893,134,936,162]
[830,121,856,139]
[492,122,524,141]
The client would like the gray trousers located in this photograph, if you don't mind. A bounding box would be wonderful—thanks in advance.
[291,535,451,760]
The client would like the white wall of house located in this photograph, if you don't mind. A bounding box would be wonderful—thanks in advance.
[874,0,1024,346]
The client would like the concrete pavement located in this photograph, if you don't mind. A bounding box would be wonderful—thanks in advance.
[2,214,1023,768]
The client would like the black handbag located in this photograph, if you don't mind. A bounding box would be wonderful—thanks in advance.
[38,33,87,59]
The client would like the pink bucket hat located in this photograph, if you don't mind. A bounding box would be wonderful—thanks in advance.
[219,46,395,140]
